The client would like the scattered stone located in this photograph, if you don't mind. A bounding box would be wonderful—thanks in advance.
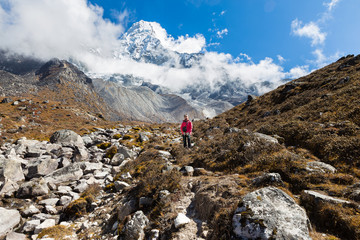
[306,161,336,174]
[50,129,85,148]
[180,166,194,176]
[117,146,136,159]
[302,190,351,205]
[1,98,13,104]
[252,173,284,187]
[17,178,49,198]
[123,211,149,240]
[23,219,41,233]
[22,205,41,217]
[114,181,130,191]
[45,163,83,184]
[57,186,72,195]
[138,133,149,142]
[5,232,27,240]
[0,179,19,197]
[246,95,257,106]
[117,200,137,222]
[174,213,191,228]
[253,132,279,144]
[0,207,21,239]
[139,197,154,207]
[34,219,56,234]
[110,153,125,166]
[74,182,88,193]
[81,162,103,174]
[59,196,72,207]
[159,190,170,199]
[0,158,25,182]
[149,229,160,240]
[39,198,59,206]
[233,187,311,240]
[27,158,59,179]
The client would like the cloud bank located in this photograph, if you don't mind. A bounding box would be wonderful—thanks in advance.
[0,0,307,96]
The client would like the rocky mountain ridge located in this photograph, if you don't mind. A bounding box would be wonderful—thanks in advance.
[0,52,203,125]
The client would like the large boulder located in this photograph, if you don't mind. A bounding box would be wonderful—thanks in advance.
[50,129,84,148]
[45,163,83,184]
[0,207,21,239]
[233,187,311,240]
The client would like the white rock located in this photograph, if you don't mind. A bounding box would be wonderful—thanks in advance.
[0,179,19,197]
[253,132,279,144]
[306,161,336,173]
[174,213,191,228]
[22,205,41,217]
[303,190,350,205]
[34,219,56,234]
[45,205,58,215]
[114,181,130,191]
[233,187,311,240]
[5,231,27,240]
[39,198,59,206]
[23,219,41,232]
[0,207,21,238]
[123,211,149,240]
[59,196,72,207]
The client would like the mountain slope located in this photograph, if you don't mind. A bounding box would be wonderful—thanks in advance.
[92,78,203,122]
[185,54,360,239]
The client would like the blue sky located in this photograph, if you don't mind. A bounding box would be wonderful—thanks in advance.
[1,0,359,93]
[89,0,360,72]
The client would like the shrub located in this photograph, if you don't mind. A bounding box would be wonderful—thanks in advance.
[37,225,75,240]
[122,135,132,140]
[63,184,100,219]
[97,142,111,150]
[113,133,122,139]
[105,146,118,159]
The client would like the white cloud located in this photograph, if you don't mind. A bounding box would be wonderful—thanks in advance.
[291,19,327,46]
[219,10,226,16]
[0,0,124,59]
[277,55,285,63]
[325,0,341,11]
[216,28,228,38]
[138,21,206,54]
[311,49,342,68]
[287,65,309,79]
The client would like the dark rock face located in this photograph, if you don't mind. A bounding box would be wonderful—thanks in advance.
[0,50,44,75]
[35,58,92,87]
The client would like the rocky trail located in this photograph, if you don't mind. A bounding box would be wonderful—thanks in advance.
[0,118,358,240]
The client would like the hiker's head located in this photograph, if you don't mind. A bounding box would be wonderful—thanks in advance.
[184,114,189,121]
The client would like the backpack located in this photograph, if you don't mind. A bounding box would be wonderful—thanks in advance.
[182,125,187,132]
[182,121,188,132]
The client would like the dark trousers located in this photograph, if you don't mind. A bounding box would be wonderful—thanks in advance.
[183,134,191,148]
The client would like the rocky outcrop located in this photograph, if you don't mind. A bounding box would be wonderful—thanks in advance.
[233,187,311,240]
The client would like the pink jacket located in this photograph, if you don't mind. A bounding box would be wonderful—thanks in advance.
[181,120,192,134]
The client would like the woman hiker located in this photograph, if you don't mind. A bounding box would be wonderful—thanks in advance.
[181,114,192,148]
